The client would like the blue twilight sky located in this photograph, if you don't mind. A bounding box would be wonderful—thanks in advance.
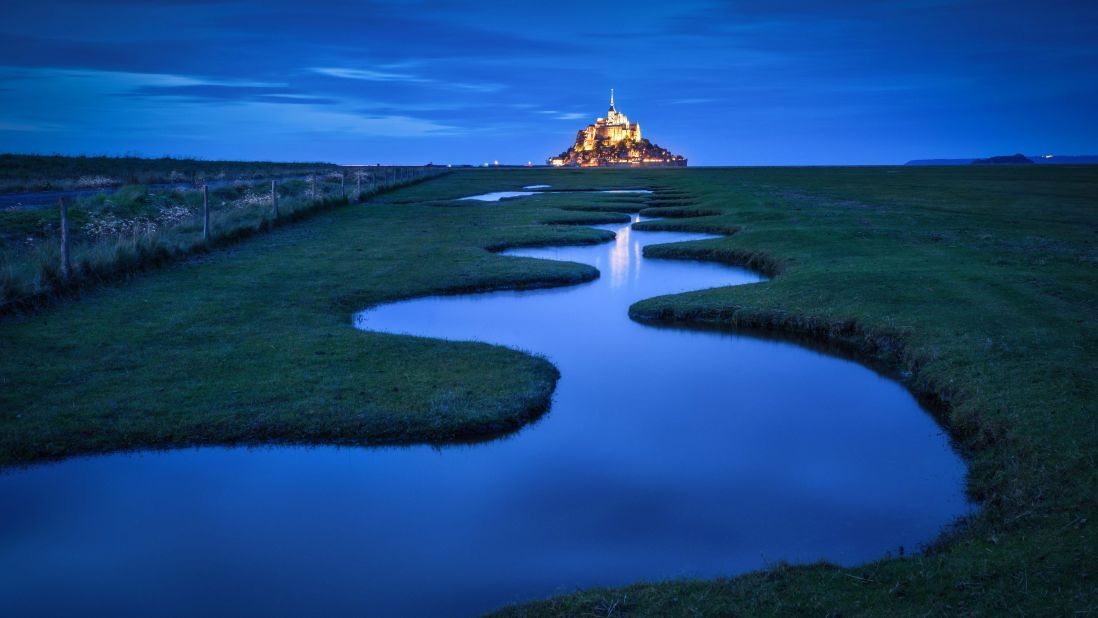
[1,0,1096,165]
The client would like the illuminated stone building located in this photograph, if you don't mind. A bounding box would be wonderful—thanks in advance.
[548,90,686,167]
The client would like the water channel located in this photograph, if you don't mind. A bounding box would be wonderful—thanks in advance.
[0,197,970,617]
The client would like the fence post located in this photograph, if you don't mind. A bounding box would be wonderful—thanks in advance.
[202,185,210,242]
[59,197,71,281]
[340,173,345,198]
[271,180,279,218]
[356,174,361,198]
[311,174,317,201]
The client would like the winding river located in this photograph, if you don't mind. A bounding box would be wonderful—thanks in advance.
[0,199,970,617]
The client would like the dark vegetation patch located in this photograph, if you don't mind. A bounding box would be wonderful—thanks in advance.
[645,198,698,208]
[640,241,780,276]
[542,213,632,226]
[558,204,647,214]
[638,206,722,218]
[482,229,616,252]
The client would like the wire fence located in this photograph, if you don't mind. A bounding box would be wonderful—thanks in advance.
[0,166,446,312]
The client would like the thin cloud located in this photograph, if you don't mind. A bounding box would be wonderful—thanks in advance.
[0,119,65,133]
[0,66,464,143]
[667,98,716,105]
[272,108,460,137]
[312,67,429,83]
[311,66,504,93]
[536,110,590,120]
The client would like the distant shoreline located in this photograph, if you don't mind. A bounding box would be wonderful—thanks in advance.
[906,154,1098,165]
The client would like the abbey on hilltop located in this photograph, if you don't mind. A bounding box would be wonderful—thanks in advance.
[548,90,686,167]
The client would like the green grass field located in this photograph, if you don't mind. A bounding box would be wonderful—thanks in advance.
[2,165,1096,615]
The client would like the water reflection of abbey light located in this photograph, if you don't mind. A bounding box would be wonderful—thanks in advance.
[548,90,687,168]
[608,215,643,288]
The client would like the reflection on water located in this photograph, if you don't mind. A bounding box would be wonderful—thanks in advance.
[608,216,641,288]
[0,214,971,618]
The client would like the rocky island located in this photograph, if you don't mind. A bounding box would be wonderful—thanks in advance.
[548,91,686,167]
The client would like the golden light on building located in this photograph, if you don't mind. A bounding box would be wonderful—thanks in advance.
[546,90,686,168]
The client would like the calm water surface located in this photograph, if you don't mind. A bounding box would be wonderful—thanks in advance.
[461,188,652,201]
[0,212,970,617]
[460,190,538,201]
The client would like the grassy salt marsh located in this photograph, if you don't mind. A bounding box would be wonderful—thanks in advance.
[0,171,642,465]
[1,165,1096,615]
[0,153,339,193]
[498,165,1098,616]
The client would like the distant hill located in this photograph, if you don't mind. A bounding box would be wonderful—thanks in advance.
[972,153,1034,165]
[906,154,1098,166]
